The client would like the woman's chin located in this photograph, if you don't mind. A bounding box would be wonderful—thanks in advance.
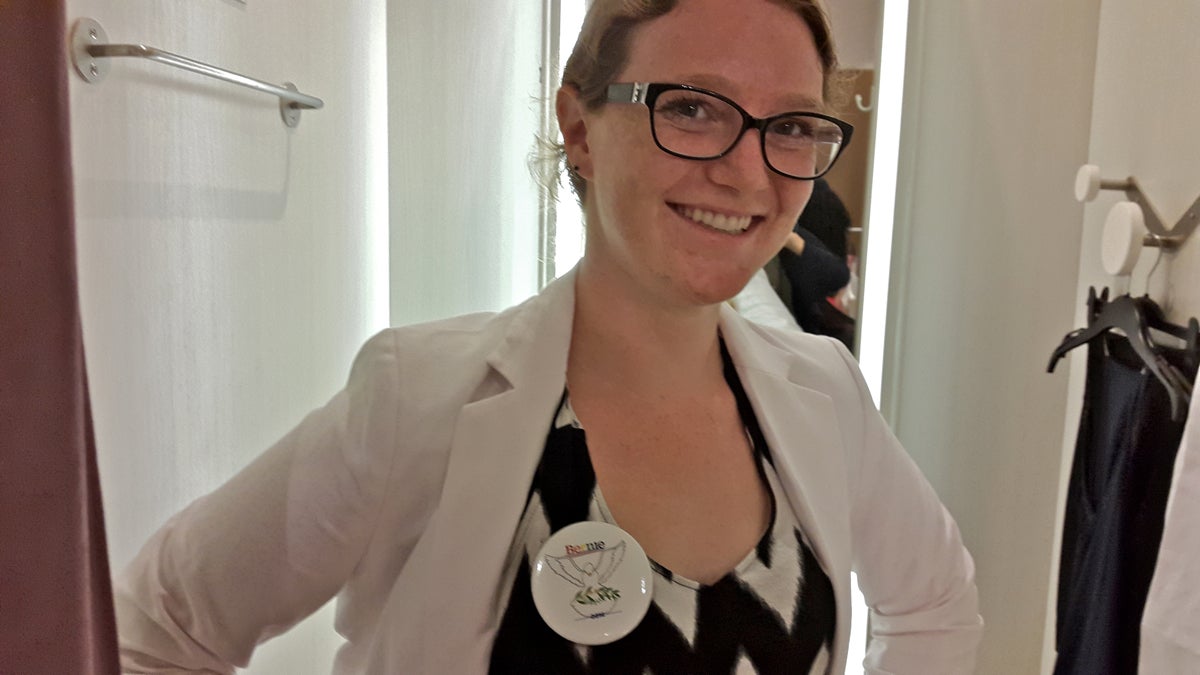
[673,271,758,308]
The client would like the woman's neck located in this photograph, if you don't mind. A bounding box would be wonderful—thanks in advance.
[567,260,728,399]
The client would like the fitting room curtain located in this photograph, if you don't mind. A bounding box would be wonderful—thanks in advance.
[0,2,120,672]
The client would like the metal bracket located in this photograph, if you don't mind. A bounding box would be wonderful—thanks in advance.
[1077,164,1199,244]
[1168,191,1200,241]
[1121,177,1170,237]
[279,82,301,128]
[1124,178,1200,242]
[70,18,111,84]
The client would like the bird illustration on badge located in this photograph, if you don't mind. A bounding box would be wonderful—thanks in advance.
[545,539,627,619]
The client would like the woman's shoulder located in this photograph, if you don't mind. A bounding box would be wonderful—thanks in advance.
[384,311,496,343]
[362,303,525,358]
[728,311,872,410]
[346,288,569,403]
[373,283,565,352]
[347,310,508,388]
[735,313,854,371]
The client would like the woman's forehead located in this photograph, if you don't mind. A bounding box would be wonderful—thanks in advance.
[618,0,825,109]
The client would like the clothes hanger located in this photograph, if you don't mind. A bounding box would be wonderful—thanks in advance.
[1133,233,1200,396]
[1047,286,1194,421]
[1047,288,1197,369]
[1135,294,1200,372]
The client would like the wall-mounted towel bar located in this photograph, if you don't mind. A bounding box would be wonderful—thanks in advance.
[69,18,323,128]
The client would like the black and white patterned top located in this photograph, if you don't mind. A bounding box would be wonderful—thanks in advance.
[489,348,836,674]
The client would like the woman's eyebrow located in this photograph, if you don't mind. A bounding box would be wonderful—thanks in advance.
[673,74,827,113]
[780,95,828,113]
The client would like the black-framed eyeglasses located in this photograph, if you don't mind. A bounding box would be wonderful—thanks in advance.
[605,82,853,180]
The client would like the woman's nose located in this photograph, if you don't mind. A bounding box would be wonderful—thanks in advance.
[707,128,772,191]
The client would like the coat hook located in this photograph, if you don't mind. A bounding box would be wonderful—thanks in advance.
[1075,164,1131,202]
[855,91,875,113]
[1075,163,1171,238]
[1100,201,1182,277]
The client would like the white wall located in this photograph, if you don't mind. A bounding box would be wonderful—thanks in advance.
[68,0,389,672]
[387,0,544,326]
[882,1,1101,673]
[1044,0,1200,670]
[1067,0,1200,348]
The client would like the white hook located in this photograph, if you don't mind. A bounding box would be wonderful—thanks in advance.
[1101,202,1146,276]
[855,91,874,113]
[1101,201,1181,277]
[1075,164,1133,202]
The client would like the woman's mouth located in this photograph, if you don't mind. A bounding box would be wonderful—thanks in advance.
[671,204,758,234]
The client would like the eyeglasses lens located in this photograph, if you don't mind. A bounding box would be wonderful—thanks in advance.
[650,89,844,179]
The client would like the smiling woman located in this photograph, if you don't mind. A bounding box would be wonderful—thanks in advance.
[112,1,982,673]
[558,0,830,308]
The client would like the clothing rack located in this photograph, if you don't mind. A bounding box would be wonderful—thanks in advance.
[69,18,324,128]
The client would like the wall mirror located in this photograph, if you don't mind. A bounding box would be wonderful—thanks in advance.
[69,1,1198,673]
[68,0,911,673]
[544,0,894,381]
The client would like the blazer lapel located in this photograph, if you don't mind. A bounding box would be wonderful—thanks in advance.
[420,271,577,671]
[719,307,853,660]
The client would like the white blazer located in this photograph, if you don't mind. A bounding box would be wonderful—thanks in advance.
[116,269,982,674]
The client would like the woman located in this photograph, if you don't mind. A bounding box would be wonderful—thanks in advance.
[116,0,983,672]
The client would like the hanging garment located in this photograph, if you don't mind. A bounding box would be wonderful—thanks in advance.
[1055,336,1195,675]
[1140,391,1200,672]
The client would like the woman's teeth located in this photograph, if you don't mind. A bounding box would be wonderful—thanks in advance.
[678,206,753,233]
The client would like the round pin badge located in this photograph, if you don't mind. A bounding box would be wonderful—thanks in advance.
[530,520,653,645]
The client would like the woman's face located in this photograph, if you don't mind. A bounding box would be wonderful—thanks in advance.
[564,0,826,310]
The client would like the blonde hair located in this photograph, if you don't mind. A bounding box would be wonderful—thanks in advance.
[541,0,843,204]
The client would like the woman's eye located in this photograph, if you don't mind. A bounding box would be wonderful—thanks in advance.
[659,99,710,120]
[772,119,815,139]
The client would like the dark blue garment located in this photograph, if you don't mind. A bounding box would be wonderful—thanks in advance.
[1054,336,1194,675]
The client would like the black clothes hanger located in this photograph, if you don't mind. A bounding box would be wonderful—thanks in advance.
[1139,296,1200,375]
[1048,287,1198,421]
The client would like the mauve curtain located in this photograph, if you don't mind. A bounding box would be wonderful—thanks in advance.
[0,1,120,673]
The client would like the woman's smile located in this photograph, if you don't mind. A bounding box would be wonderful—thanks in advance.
[669,202,762,234]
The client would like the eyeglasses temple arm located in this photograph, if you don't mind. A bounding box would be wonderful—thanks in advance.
[605,82,645,104]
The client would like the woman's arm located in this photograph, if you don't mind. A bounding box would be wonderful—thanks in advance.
[115,331,408,673]
[831,341,984,674]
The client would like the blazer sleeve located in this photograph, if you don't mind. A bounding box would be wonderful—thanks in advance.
[831,341,984,674]
[115,330,409,673]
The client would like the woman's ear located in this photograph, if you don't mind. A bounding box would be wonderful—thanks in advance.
[556,85,593,180]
